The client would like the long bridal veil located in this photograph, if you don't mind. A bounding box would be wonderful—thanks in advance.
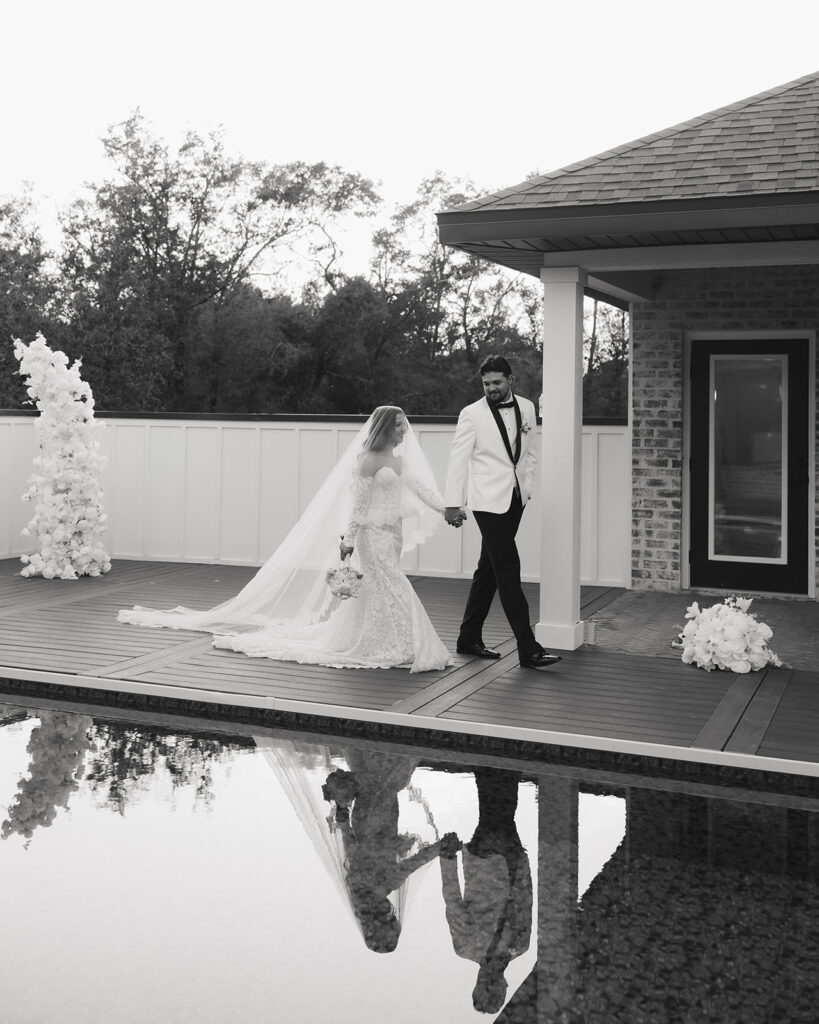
[117,407,443,635]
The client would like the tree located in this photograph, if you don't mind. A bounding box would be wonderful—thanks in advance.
[57,112,379,410]
[583,297,629,419]
[0,127,561,416]
[270,160,380,292]
[372,173,541,355]
[368,173,544,412]
[0,192,54,407]
[183,285,312,412]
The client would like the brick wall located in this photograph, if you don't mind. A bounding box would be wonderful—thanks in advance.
[631,265,819,592]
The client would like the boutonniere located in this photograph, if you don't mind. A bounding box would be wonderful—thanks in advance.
[520,421,533,435]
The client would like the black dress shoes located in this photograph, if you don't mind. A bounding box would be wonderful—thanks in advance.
[456,642,501,660]
[519,650,562,669]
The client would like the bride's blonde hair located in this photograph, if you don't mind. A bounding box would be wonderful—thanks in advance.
[362,405,404,453]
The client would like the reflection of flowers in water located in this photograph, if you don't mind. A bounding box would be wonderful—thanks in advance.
[1,711,93,843]
[1,712,251,843]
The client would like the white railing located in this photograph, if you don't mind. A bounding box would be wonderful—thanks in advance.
[0,415,631,586]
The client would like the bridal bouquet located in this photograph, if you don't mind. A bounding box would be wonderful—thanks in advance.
[675,595,782,673]
[325,563,363,599]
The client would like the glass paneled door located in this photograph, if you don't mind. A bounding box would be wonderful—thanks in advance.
[689,338,809,594]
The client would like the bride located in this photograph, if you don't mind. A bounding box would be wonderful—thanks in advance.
[118,407,454,673]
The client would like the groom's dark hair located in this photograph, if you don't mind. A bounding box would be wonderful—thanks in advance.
[479,354,512,377]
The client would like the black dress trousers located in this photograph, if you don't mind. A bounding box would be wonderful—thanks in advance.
[457,490,538,657]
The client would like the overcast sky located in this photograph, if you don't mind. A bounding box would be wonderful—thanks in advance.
[3,0,818,270]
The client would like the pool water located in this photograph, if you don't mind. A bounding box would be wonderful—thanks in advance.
[0,697,816,1023]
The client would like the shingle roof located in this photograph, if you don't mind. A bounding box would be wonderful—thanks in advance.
[450,70,819,214]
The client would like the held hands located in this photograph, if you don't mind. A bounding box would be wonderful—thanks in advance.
[445,507,468,529]
[339,536,354,560]
[439,832,462,859]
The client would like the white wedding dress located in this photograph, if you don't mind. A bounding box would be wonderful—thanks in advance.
[119,408,453,674]
[214,465,453,672]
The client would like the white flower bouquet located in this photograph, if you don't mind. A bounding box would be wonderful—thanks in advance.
[325,563,363,600]
[675,595,782,673]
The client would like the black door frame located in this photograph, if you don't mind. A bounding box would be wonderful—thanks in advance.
[685,332,814,596]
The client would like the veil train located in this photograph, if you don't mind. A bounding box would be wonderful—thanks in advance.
[118,408,443,637]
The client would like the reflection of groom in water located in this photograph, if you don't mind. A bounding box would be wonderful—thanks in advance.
[438,768,532,1014]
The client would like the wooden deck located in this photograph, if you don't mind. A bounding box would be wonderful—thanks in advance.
[1,557,818,779]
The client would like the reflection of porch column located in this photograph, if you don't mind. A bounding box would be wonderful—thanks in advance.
[537,267,586,650]
[536,774,579,1017]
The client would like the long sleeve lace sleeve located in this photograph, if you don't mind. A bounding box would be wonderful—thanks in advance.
[341,474,374,546]
[404,471,445,515]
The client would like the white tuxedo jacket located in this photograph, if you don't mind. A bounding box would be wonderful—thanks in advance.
[444,395,538,513]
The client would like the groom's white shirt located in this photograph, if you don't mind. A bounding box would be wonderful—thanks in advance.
[444,395,538,513]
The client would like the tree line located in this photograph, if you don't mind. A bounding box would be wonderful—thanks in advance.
[0,112,627,417]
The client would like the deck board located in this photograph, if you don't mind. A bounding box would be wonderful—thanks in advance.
[421,646,750,748]
[751,671,819,762]
[1,557,818,774]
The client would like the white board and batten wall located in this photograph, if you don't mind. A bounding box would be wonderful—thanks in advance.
[0,416,631,586]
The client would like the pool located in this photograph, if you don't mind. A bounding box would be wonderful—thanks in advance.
[0,694,816,1022]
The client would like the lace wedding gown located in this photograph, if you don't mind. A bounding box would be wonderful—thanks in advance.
[213,466,453,673]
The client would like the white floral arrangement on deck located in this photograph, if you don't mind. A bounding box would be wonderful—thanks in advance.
[13,334,111,580]
[674,595,782,673]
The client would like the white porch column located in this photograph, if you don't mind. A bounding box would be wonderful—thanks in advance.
[537,267,586,650]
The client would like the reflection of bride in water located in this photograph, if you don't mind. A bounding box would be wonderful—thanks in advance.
[255,736,446,951]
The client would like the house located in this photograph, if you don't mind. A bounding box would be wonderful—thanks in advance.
[437,70,819,650]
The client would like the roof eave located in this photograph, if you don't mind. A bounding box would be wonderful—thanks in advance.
[437,191,819,246]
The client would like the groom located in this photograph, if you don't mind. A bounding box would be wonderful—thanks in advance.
[444,355,561,670]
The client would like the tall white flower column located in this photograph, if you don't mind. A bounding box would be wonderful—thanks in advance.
[13,335,111,580]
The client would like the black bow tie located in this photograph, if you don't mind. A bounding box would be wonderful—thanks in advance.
[497,401,515,408]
